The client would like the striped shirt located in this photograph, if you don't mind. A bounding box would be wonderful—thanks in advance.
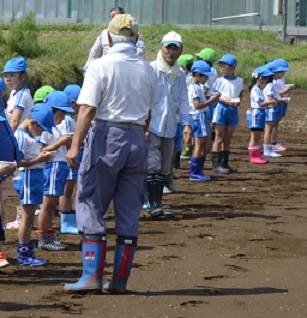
[188,82,208,114]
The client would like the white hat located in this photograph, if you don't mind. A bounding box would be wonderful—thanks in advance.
[161,31,183,47]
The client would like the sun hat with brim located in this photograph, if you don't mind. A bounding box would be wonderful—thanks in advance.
[161,31,183,48]
[33,85,55,102]
[64,84,81,102]
[195,48,217,63]
[218,54,237,66]
[108,13,138,37]
[252,65,274,78]
[273,58,289,72]
[191,60,214,76]
[178,54,194,67]
[266,61,284,73]
[2,56,28,73]
[45,90,75,113]
[30,104,54,134]
[0,78,6,91]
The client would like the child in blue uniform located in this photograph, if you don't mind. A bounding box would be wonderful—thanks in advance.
[188,60,218,181]
[37,91,75,251]
[247,65,275,164]
[211,54,244,173]
[14,104,54,265]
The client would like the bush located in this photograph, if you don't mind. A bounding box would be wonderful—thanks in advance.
[2,12,43,58]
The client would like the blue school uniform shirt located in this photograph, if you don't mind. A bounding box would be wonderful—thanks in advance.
[0,96,20,163]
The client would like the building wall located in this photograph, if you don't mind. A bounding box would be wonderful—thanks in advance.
[0,0,305,27]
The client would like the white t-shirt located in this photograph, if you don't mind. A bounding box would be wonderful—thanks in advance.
[212,76,244,99]
[205,66,218,97]
[78,47,156,126]
[274,77,287,97]
[6,87,33,124]
[263,82,280,100]
[40,125,67,162]
[188,83,208,114]
[15,127,44,170]
[58,114,76,133]
[250,85,265,109]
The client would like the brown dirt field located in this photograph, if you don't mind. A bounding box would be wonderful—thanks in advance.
[1,89,307,318]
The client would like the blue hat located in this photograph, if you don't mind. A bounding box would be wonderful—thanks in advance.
[218,54,237,66]
[64,84,81,102]
[45,90,75,113]
[266,61,283,73]
[0,78,6,91]
[30,104,54,134]
[2,56,28,73]
[273,58,289,72]
[252,65,274,77]
[191,60,214,76]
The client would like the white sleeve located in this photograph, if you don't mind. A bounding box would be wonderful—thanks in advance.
[86,35,103,65]
[136,35,146,56]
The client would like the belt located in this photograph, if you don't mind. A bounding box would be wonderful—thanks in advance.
[95,119,144,131]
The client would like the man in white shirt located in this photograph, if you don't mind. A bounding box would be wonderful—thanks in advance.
[64,14,156,295]
[147,31,192,218]
[84,7,145,68]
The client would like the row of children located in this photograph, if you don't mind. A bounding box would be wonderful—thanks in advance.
[0,56,83,267]
[168,49,293,186]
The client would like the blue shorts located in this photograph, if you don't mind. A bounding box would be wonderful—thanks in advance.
[174,123,182,151]
[13,169,44,205]
[212,103,239,126]
[67,148,84,181]
[280,104,288,118]
[191,112,210,138]
[43,161,69,196]
[265,103,282,123]
[207,98,217,121]
[247,108,266,130]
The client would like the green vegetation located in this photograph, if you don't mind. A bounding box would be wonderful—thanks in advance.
[1,16,307,93]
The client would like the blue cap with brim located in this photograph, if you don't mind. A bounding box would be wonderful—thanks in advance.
[30,104,54,134]
[2,56,28,73]
[45,90,75,113]
[266,61,283,73]
[218,54,237,66]
[0,78,6,91]
[64,84,81,102]
[273,58,289,72]
[253,65,274,77]
[191,60,214,76]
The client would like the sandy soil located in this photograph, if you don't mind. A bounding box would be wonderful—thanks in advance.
[1,89,307,318]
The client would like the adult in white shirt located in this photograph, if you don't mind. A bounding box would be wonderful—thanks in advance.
[65,14,156,295]
[84,7,145,68]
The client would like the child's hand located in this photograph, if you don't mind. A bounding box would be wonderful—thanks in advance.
[58,136,73,146]
[0,164,15,178]
[39,151,55,162]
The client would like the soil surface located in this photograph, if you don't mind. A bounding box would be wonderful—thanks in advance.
[1,89,307,318]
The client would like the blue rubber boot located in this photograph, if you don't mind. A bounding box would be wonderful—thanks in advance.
[104,236,137,294]
[189,157,210,181]
[64,234,106,294]
[60,210,79,234]
[17,241,47,266]
[199,156,211,181]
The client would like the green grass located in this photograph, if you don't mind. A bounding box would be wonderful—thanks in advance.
[1,23,307,93]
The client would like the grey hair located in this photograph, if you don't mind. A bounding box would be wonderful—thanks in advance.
[109,31,137,45]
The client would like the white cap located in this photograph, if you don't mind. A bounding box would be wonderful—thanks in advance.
[161,31,183,47]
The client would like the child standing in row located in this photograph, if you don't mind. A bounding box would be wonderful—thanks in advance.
[14,104,54,265]
[211,54,244,174]
[247,65,276,164]
[37,91,75,251]
[188,60,218,181]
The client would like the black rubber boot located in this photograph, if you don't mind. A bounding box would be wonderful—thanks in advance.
[147,174,164,217]
[211,152,230,174]
[222,150,237,173]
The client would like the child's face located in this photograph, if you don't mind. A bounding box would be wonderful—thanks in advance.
[29,121,44,137]
[198,74,208,85]
[3,72,25,90]
[219,63,235,77]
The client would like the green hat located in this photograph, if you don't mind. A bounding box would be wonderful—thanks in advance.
[178,54,194,67]
[195,48,217,63]
[33,85,55,102]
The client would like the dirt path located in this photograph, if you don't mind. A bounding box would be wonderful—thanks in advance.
[1,90,307,318]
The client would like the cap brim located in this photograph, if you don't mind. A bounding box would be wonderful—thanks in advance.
[52,106,75,113]
[203,71,214,76]
[162,41,182,47]
[40,125,53,134]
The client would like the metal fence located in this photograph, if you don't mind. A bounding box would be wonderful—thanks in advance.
[0,0,305,28]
